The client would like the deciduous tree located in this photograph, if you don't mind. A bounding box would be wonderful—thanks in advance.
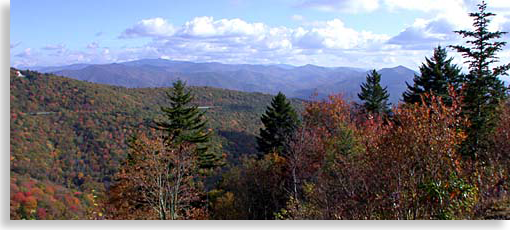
[108,131,207,220]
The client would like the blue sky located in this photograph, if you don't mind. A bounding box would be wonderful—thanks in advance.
[10,0,510,71]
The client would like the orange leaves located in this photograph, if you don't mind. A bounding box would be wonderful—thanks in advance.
[44,185,55,196]
[304,94,355,131]
[268,152,286,165]
[23,196,38,211]
[30,187,44,197]
[278,90,476,219]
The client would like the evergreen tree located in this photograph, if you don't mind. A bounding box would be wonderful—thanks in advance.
[155,80,220,169]
[403,46,463,105]
[358,70,391,116]
[257,92,300,156]
[450,1,510,160]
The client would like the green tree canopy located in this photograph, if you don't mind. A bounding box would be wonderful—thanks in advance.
[450,1,510,160]
[403,46,463,105]
[257,92,300,156]
[358,70,391,116]
[155,80,220,169]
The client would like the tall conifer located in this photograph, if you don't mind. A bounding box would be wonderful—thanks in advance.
[358,70,391,116]
[403,46,463,105]
[450,1,510,159]
[155,80,220,169]
[257,92,300,156]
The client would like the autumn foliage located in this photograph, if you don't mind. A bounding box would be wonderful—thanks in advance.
[10,174,102,220]
[9,66,509,219]
[283,86,510,219]
[107,131,208,220]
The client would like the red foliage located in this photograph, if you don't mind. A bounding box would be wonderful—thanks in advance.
[37,208,47,219]
[278,91,479,219]
[13,192,26,203]
[24,196,38,211]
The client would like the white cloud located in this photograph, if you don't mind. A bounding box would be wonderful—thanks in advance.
[293,19,390,50]
[15,48,32,58]
[102,48,110,55]
[87,42,99,49]
[485,0,510,9]
[120,17,176,38]
[41,43,68,57]
[178,16,266,38]
[490,13,510,33]
[388,18,458,50]
[13,0,510,70]
[387,0,510,52]
[298,0,380,13]
[9,15,449,69]
[117,17,395,68]
[297,0,508,30]
[383,0,466,13]
[13,48,41,67]
[42,43,66,50]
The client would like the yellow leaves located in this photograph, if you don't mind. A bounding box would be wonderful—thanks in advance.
[23,196,38,211]
[46,142,54,150]
[266,152,286,165]
[456,131,468,141]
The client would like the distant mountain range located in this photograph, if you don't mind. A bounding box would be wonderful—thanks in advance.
[22,59,419,103]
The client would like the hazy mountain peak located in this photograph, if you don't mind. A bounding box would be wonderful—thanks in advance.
[28,60,417,103]
[379,65,416,75]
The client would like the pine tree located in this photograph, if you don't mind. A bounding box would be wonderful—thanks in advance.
[450,1,510,160]
[358,70,391,116]
[257,92,300,156]
[155,80,220,169]
[403,46,463,105]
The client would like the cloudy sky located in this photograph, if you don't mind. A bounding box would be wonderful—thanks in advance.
[10,0,510,70]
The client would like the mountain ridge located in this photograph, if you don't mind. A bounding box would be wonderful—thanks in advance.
[21,58,418,103]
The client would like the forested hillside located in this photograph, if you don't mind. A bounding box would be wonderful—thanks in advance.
[9,68,303,219]
[10,0,510,221]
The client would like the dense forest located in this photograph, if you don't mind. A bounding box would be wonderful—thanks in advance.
[9,67,303,219]
[10,1,510,220]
